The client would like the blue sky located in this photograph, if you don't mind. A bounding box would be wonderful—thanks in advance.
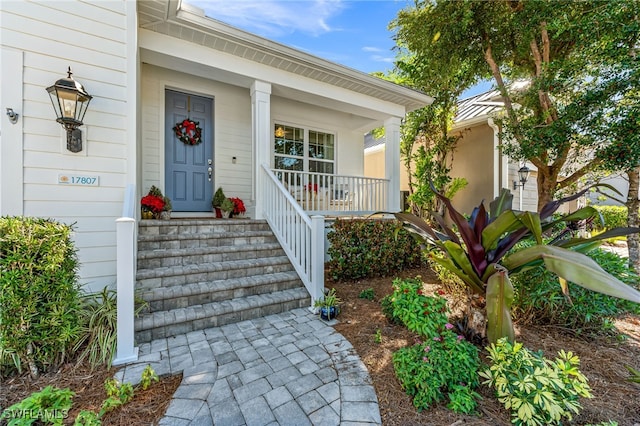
[188,0,491,98]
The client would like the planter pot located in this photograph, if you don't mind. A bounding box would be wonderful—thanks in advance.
[141,210,154,220]
[319,306,339,321]
[222,210,232,219]
[160,210,171,220]
[213,207,222,218]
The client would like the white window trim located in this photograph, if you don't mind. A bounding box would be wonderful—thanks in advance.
[272,121,337,174]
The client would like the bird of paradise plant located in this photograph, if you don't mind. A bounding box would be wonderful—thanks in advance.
[395,185,640,343]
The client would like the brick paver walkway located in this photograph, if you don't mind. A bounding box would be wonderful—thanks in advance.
[115,308,381,425]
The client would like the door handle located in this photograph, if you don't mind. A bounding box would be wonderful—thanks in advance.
[208,166,213,181]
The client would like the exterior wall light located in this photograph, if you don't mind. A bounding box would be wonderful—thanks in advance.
[6,108,19,124]
[513,165,530,190]
[46,67,92,153]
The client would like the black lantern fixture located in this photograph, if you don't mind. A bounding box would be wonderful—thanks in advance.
[46,67,92,153]
[513,165,530,190]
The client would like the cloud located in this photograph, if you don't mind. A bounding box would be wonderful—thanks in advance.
[187,0,346,38]
[371,54,395,63]
[363,46,394,63]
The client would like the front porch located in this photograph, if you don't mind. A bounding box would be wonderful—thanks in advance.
[116,167,390,363]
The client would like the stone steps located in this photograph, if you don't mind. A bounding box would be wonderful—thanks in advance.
[137,242,285,269]
[134,287,310,343]
[135,219,310,343]
[140,270,303,311]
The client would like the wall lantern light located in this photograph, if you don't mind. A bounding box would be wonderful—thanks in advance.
[46,67,92,153]
[513,165,530,190]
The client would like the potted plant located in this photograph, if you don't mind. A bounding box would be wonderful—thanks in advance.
[212,187,226,218]
[141,186,165,219]
[221,197,235,218]
[314,288,341,321]
[229,197,246,217]
[160,196,172,220]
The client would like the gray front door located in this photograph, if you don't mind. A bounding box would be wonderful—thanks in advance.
[165,90,214,212]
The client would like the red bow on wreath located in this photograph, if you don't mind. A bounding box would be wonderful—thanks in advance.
[173,118,203,146]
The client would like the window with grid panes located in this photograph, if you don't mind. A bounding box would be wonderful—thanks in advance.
[274,123,334,174]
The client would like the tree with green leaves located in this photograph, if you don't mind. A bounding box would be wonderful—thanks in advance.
[393,0,640,212]
[372,70,468,216]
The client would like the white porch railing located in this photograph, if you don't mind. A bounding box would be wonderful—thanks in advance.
[113,183,138,366]
[272,169,389,214]
[261,164,325,306]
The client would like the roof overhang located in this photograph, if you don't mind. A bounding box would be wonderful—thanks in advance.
[138,0,433,129]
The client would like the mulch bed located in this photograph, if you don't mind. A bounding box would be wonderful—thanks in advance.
[1,363,181,426]
[2,266,639,425]
[330,266,640,426]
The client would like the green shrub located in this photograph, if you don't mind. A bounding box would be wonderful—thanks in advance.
[480,338,592,426]
[393,331,480,413]
[389,278,448,339]
[390,278,481,413]
[0,217,82,377]
[73,410,101,426]
[140,364,160,391]
[74,287,118,369]
[1,386,74,425]
[358,288,375,300]
[327,219,423,280]
[592,205,628,230]
[99,379,134,417]
[512,247,640,334]
[380,294,401,324]
[74,287,148,369]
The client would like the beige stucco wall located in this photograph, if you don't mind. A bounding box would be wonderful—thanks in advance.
[449,124,496,214]
[364,145,410,191]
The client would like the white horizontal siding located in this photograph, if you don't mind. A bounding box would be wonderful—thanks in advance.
[1,0,132,291]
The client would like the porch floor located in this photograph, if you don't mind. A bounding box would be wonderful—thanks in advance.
[116,308,381,425]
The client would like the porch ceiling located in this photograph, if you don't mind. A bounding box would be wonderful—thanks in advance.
[138,0,433,121]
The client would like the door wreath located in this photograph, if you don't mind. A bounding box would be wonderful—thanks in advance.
[173,118,203,146]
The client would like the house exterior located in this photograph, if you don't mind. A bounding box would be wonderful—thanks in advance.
[0,0,432,294]
[365,89,540,214]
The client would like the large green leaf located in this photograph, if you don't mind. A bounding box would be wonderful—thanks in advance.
[503,245,640,304]
[489,188,513,220]
[441,240,485,292]
[557,227,640,249]
[481,210,521,252]
[485,270,515,344]
[429,253,484,294]
[517,211,543,245]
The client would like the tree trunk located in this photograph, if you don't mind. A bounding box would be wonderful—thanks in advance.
[536,170,555,212]
[627,166,640,274]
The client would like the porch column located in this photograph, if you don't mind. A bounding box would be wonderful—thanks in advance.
[251,80,272,220]
[384,116,402,212]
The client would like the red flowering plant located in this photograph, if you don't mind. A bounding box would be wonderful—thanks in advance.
[141,195,165,214]
[229,197,246,215]
[141,185,166,219]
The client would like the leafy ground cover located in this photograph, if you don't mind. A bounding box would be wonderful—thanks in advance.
[2,266,638,425]
[0,363,180,425]
[331,266,640,425]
